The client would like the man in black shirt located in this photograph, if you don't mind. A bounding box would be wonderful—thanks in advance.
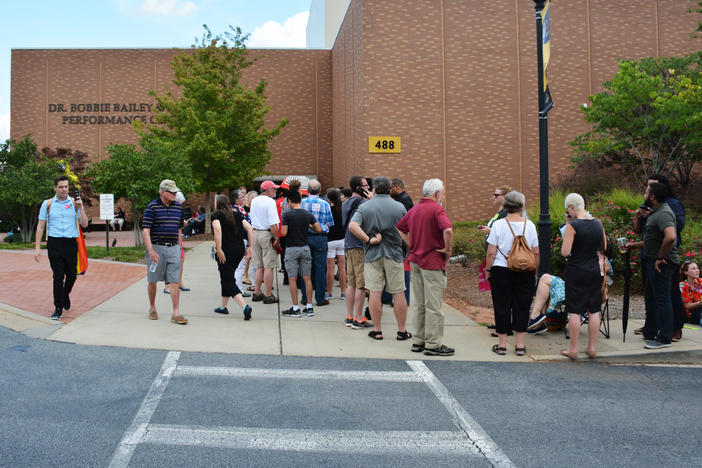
[280,189,321,317]
[390,178,414,212]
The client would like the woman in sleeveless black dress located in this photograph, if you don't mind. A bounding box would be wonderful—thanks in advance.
[560,193,605,360]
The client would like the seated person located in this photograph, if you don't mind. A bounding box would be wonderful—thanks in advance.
[183,206,206,236]
[109,207,126,231]
[528,252,611,333]
[680,261,702,325]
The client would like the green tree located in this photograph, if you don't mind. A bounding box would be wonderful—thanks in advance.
[0,136,71,242]
[41,147,96,207]
[571,52,702,191]
[134,25,289,233]
[86,142,195,246]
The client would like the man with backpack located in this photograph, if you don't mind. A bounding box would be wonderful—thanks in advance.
[341,176,373,329]
[34,175,88,320]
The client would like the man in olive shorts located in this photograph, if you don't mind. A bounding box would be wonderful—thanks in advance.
[349,176,411,341]
[342,176,372,329]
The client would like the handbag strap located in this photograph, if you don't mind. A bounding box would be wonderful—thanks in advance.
[496,217,526,259]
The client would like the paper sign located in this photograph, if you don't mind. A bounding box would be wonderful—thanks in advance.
[100,194,115,220]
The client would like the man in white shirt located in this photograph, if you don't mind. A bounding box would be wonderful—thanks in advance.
[249,180,281,303]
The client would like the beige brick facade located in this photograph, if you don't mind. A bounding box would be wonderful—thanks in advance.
[11,0,701,221]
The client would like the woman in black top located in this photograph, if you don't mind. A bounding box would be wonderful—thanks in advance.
[212,194,255,320]
[560,192,606,360]
[325,188,347,299]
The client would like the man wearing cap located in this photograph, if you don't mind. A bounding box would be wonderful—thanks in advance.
[142,179,187,324]
[250,180,281,303]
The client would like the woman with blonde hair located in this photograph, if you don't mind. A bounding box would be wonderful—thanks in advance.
[560,192,606,359]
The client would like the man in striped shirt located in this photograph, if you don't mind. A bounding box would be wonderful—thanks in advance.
[142,179,188,325]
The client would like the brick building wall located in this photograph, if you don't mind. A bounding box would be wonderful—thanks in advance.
[11,0,701,221]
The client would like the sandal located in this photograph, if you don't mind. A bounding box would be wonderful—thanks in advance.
[560,349,578,360]
[148,310,158,320]
[515,346,526,356]
[368,330,383,340]
[491,344,506,355]
[396,330,412,341]
[170,315,189,325]
[586,350,597,359]
[247,286,255,292]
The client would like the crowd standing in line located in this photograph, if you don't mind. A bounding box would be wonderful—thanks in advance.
[32,169,698,358]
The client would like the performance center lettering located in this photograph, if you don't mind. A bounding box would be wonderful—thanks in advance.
[48,102,161,125]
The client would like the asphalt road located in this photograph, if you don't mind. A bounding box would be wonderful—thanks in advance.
[2,326,701,467]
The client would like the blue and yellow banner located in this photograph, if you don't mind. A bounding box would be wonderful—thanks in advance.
[541,0,554,113]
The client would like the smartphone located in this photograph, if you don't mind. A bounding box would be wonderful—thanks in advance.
[74,189,80,198]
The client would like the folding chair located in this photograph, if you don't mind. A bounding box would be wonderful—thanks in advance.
[561,298,610,339]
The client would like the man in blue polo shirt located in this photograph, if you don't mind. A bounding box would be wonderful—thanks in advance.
[34,175,88,320]
[142,179,187,325]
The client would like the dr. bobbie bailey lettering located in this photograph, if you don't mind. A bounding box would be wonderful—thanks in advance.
[48,102,161,125]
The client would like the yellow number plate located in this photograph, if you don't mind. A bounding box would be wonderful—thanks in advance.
[368,136,401,153]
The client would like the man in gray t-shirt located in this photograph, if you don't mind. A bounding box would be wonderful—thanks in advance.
[349,176,410,341]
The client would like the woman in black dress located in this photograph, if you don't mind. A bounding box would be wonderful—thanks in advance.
[212,194,255,320]
[560,193,606,359]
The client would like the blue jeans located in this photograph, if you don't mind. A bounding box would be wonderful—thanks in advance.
[643,260,675,343]
[381,270,411,306]
[307,234,328,305]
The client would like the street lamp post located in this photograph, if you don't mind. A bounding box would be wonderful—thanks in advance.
[534,0,551,275]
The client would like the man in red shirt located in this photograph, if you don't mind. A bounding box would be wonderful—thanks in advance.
[397,178,454,356]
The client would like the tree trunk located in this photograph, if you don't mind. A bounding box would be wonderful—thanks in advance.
[204,191,212,234]
[132,209,143,247]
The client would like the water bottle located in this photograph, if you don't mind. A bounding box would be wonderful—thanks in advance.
[148,261,158,273]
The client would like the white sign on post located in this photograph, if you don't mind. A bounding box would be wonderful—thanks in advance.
[100,194,115,220]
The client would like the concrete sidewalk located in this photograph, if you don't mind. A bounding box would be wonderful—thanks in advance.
[2,242,702,363]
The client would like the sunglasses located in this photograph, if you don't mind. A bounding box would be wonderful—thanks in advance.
[493,193,503,198]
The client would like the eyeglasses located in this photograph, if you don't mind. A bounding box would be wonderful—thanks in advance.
[493,193,503,198]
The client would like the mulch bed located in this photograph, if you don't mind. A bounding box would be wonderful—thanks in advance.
[444,262,646,323]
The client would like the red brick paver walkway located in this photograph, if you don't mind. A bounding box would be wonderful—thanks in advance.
[0,251,145,323]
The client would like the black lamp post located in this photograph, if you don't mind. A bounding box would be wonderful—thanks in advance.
[534,0,551,275]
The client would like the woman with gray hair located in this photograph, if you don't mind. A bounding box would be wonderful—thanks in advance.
[485,191,539,356]
[560,192,606,360]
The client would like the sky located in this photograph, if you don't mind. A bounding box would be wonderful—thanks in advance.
[0,0,313,142]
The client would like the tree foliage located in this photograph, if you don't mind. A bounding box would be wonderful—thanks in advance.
[0,136,73,241]
[86,141,195,245]
[134,25,289,232]
[41,146,95,206]
[571,52,702,191]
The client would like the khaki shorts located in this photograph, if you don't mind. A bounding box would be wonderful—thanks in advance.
[252,230,279,269]
[345,248,365,289]
[364,257,406,293]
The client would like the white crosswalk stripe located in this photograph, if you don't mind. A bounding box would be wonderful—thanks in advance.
[110,353,513,467]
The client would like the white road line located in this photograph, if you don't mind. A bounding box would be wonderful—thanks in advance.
[137,424,481,456]
[108,351,181,468]
[407,360,516,468]
[175,366,423,382]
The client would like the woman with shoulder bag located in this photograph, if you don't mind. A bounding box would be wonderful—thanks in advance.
[485,191,540,356]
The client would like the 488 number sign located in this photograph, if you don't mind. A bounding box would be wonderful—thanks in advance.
[368,136,401,153]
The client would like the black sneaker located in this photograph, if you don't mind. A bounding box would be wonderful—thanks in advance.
[281,307,302,318]
[304,307,315,317]
[63,298,71,311]
[214,307,229,315]
[50,308,62,320]
[424,344,455,356]
[644,339,672,349]
[252,293,265,302]
[411,343,425,353]
[263,294,278,304]
[243,305,252,321]
[527,314,546,330]
[527,324,547,335]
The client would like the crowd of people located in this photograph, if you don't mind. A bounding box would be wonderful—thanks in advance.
[33,171,698,358]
